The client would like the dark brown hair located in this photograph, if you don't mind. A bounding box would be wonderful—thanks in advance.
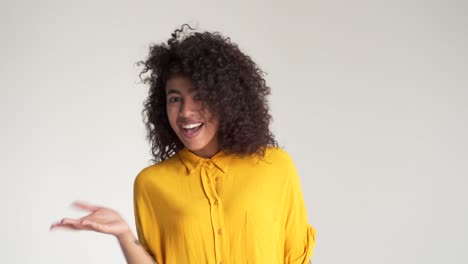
[138,24,278,163]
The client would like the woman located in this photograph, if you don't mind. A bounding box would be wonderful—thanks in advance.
[50,24,316,264]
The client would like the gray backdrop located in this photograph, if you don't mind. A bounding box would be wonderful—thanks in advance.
[2,0,467,263]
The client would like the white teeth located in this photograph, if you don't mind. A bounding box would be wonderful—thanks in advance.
[182,123,203,129]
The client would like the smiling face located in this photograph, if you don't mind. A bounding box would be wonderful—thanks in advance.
[165,76,220,158]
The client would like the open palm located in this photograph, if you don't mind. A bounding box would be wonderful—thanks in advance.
[50,201,131,239]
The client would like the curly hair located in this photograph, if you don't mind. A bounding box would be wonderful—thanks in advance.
[138,24,278,163]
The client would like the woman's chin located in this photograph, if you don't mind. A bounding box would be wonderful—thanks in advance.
[183,142,206,152]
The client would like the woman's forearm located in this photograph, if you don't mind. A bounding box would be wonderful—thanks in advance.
[117,231,157,264]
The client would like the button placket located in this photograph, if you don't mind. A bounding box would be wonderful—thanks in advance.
[200,161,224,263]
[213,171,227,264]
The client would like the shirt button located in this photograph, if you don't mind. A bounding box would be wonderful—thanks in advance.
[214,200,219,206]
[218,228,222,235]
[215,176,221,181]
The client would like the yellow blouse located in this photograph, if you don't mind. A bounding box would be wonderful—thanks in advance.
[133,146,316,264]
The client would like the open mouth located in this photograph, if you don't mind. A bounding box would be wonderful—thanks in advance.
[181,122,204,138]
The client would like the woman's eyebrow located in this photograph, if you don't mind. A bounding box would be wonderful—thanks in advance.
[166,88,181,95]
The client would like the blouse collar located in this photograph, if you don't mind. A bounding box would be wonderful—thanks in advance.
[177,147,232,175]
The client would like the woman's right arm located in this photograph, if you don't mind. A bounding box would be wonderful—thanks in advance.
[117,231,157,264]
[50,201,157,264]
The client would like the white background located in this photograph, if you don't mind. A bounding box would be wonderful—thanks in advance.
[2,0,467,263]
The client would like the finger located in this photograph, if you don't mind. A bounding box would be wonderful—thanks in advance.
[71,201,101,212]
[59,218,87,230]
[50,221,86,231]
[60,218,82,225]
[80,220,109,233]
[61,218,95,230]
[50,223,80,231]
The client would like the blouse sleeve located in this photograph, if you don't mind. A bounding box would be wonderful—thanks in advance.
[133,171,156,258]
[282,151,317,264]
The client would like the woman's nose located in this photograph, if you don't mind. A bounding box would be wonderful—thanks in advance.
[179,97,199,116]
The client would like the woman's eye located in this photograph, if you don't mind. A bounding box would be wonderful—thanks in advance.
[168,97,181,103]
